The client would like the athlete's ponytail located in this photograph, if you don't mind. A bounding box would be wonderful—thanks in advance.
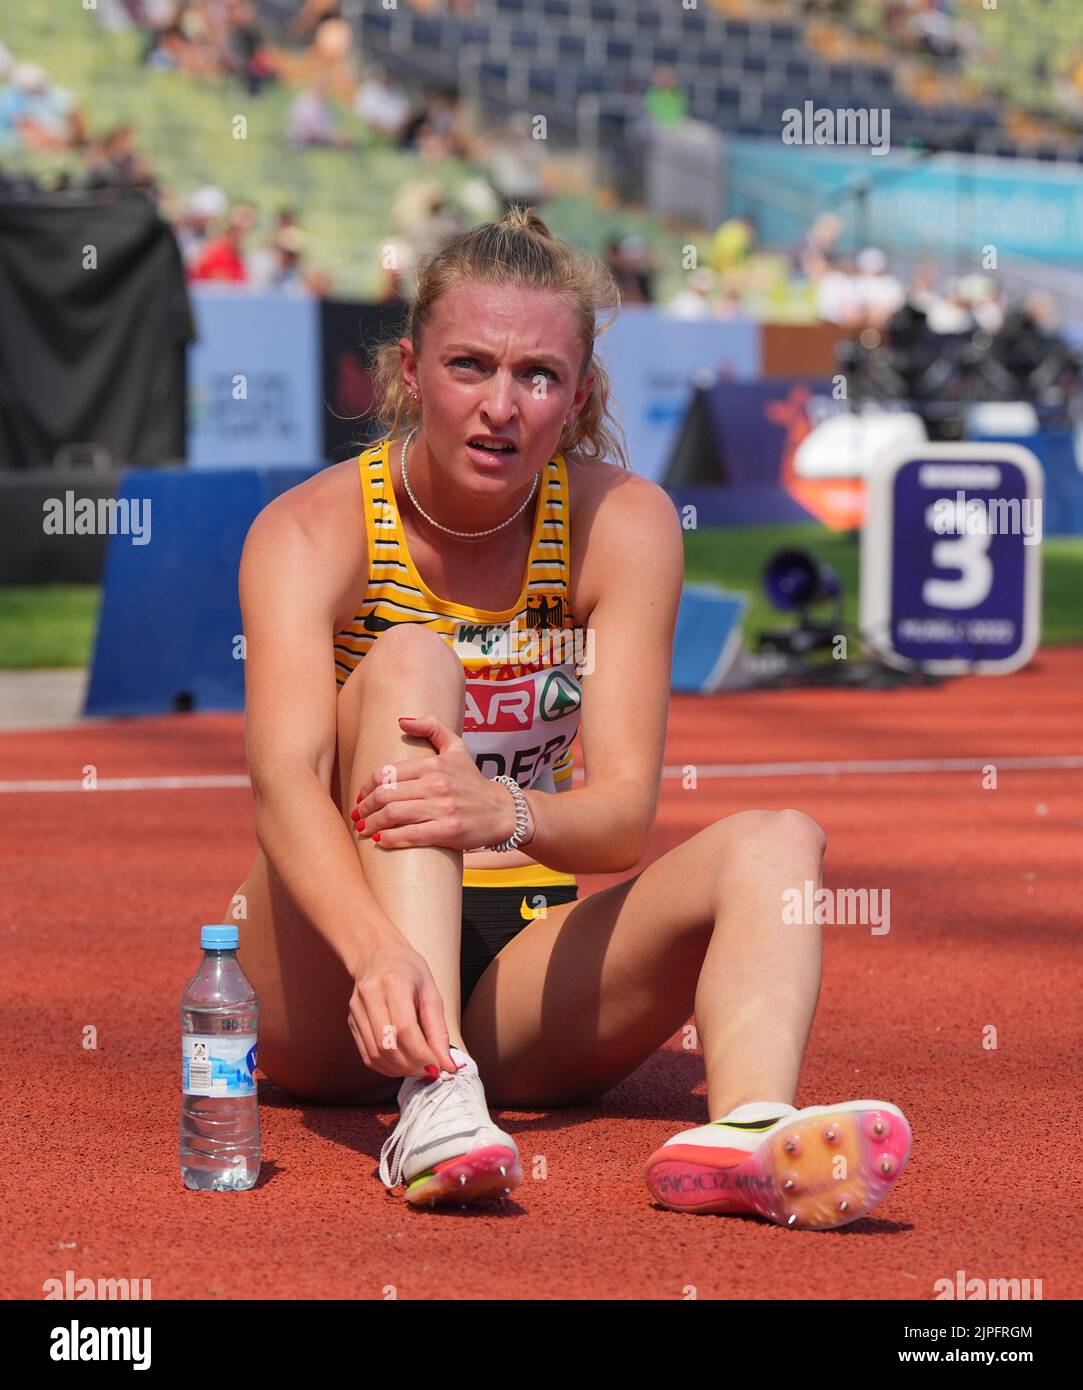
[368,204,629,469]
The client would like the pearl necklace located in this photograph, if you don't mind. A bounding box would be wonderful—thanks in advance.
[398,426,539,542]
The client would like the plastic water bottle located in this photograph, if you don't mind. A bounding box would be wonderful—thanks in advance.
[179,924,261,1191]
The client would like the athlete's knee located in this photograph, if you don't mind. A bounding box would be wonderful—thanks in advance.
[776,808,827,858]
[339,625,464,732]
[708,808,826,859]
[365,622,462,683]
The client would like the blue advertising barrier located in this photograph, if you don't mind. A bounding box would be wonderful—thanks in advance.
[85,466,317,716]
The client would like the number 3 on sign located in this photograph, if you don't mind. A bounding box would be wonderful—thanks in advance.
[921,501,994,609]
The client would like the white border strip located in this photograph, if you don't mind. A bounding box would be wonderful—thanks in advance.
[0,757,1079,794]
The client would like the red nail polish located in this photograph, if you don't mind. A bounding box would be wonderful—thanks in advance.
[351,809,360,821]
[355,793,362,804]
[423,1064,439,1079]
[372,831,381,842]
[357,819,365,831]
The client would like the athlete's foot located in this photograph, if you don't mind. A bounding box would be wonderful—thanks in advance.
[644,1099,912,1230]
[378,1046,523,1207]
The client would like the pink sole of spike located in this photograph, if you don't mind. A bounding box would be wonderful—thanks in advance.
[644,1105,912,1230]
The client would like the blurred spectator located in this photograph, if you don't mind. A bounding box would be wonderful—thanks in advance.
[667,268,718,320]
[353,66,411,141]
[189,203,257,283]
[709,216,757,277]
[145,23,197,73]
[224,1,276,96]
[852,246,905,327]
[605,235,655,305]
[278,0,358,103]
[400,85,475,160]
[97,0,135,34]
[175,185,228,269]
[794,212,843,279]
[79,124,156,193]
[0,61,85,152]
[863,0,983,65]
[904,259,941,316]
[287,75,346,148]
[923,278,976,333]
[816,254,861,327]
[143,4,220,78]
[1054,51,1083,120]
[269,226,310,292]
[483,112,547,211]
[247,209,318,293]
[959,274,1004,335]
[288,0,344,44]
[643,66,689,130]
[459,175,502,224]
[391,179,466,260]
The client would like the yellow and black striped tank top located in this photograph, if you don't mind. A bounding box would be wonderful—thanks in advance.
[334,437,585,890]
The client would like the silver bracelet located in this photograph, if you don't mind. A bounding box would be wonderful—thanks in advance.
[482,774,533,851]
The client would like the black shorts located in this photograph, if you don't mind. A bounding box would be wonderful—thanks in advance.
[460,880,579,1009]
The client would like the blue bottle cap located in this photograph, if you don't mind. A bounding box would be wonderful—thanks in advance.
[201,924,239,950]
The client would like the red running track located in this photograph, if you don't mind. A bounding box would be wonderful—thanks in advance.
[1,648,1081,1299]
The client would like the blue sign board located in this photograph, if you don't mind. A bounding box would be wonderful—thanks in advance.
[861,444,1042,673]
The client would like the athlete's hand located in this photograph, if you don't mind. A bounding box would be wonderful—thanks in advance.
[351,714,517,851]
[347,933,458,1079]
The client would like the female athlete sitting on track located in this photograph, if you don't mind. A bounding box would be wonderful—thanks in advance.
[229,206,911,1228]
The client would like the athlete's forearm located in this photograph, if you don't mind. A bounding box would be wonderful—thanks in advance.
[252,767,404,976]
[522,779,651,874]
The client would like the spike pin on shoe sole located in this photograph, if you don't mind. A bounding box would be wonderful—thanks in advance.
[403,1143,524,1208]
[644,1101,911,1230]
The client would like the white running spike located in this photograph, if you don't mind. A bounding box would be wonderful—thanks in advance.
[459,1172,467,1186]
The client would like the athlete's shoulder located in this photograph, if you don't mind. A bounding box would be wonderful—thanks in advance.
[564,448,680,538]
[240,455,372,621]
[564,450,682,623]
[246,454,367,550]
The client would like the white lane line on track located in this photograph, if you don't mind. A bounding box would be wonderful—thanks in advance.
[0,775,252,793]
[0,756,1080,794]
[661,755,1083,778]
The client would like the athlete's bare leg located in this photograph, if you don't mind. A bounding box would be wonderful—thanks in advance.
[461,810,826,1118]
[231,625,467,1104]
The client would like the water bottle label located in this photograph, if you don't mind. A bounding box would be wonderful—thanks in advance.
[182,1033,258,1097]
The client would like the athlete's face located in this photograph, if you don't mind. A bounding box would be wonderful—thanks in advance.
[401,282,594,483]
